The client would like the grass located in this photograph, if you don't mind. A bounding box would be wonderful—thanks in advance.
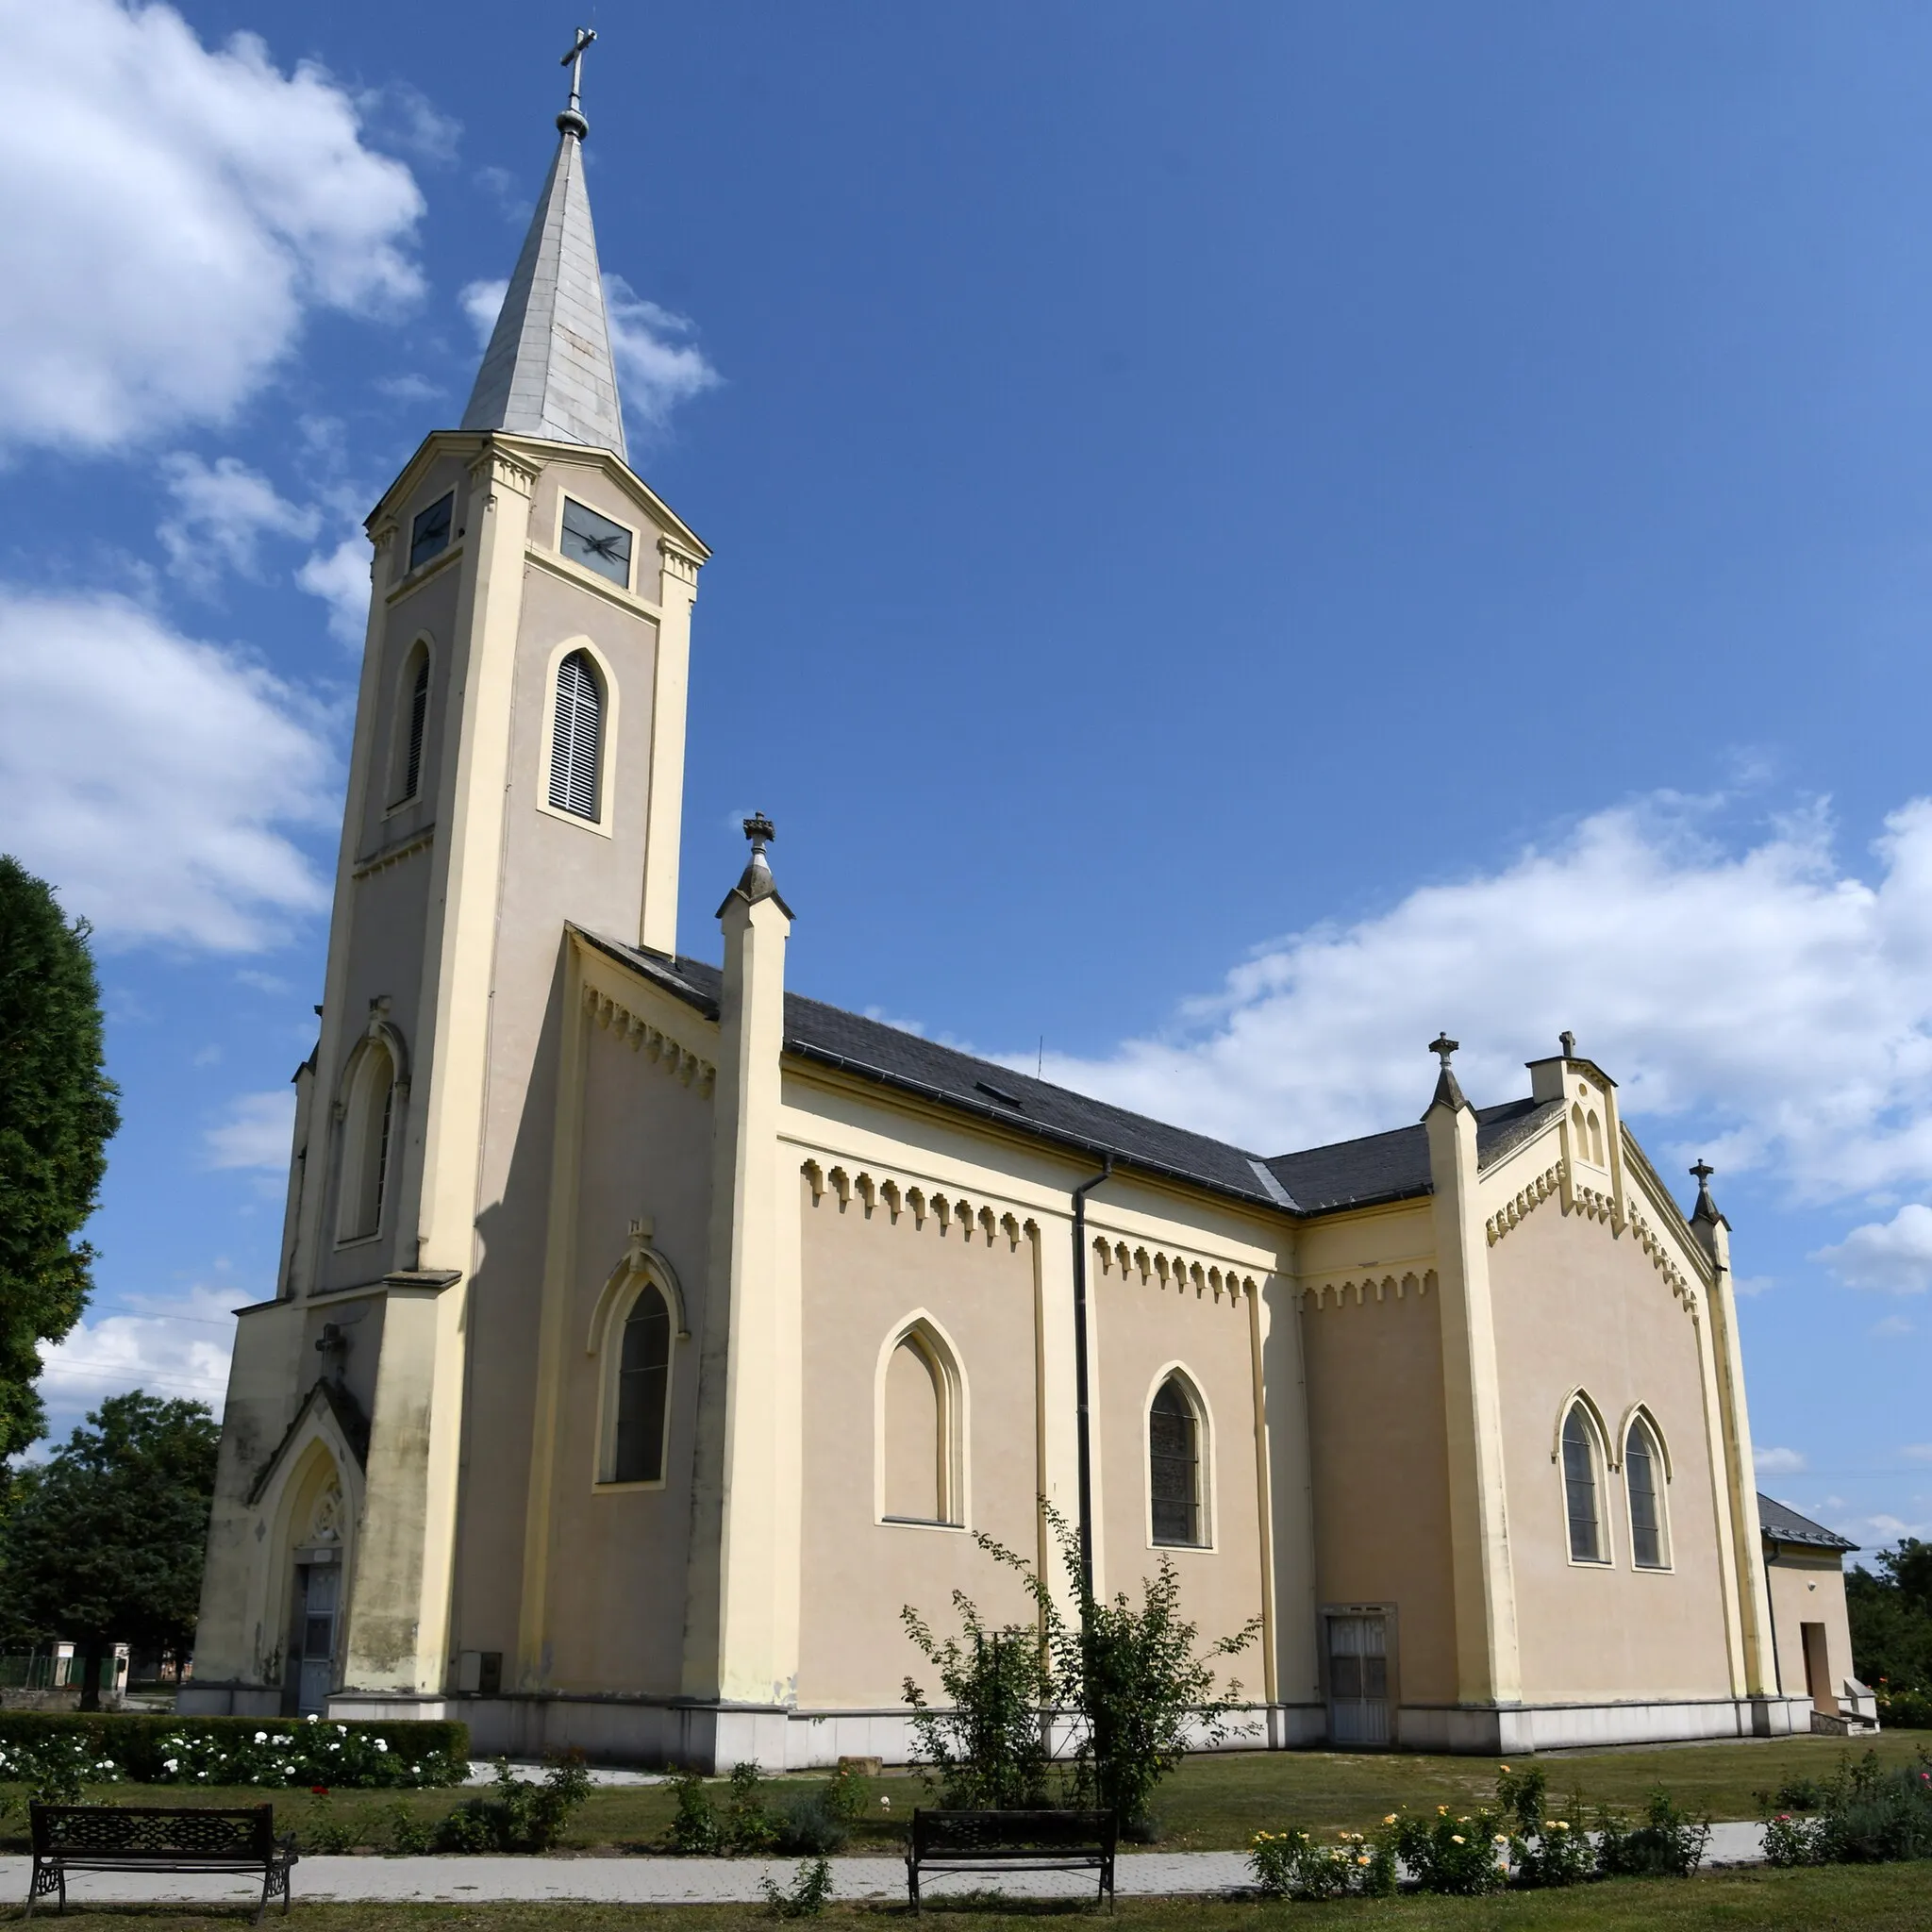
[3,1867,1932,1931]
[1,1731,1926,1856]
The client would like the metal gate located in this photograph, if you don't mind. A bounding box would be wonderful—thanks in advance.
[1325,1612,1390,1746]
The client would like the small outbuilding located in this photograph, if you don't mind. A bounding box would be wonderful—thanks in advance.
[1759,1493,1877,1732]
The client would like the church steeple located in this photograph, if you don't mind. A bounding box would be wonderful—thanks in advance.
[460,28,627,460]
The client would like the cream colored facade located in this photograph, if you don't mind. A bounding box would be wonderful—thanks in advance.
[185,99,1820,1767]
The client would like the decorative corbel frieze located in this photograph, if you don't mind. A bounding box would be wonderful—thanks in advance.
[1486,1159,1565,1246]
[582,983,716,1094]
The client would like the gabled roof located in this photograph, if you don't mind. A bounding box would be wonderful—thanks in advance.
[577,930,1576,1223]
[1759,1492,1858,1553]
[461,125,626,459]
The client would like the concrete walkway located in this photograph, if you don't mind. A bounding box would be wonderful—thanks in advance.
[0,1823,1769,1907]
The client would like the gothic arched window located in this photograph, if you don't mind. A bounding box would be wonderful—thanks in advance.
[1561,1402,1607,1563]
[1150,1374,1206,1546]
[1624,1414,1670,1569]
[611,1281,672,1484]
[338,1044,395,1242]
[394,643,431,805]
[880,1324,960,1525]
[548,649,604,821]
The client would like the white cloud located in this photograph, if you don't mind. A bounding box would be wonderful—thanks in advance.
[1901,1444,1932,1463]
[460,278,508,346]
[1813,1205,1932,1296]
[1871,1314,1916,1338]
[0,589,335,950]
[1755,1446,1807,1475]
[158,454,319,589]
[1028,794,1932,1205]
[204,1089,296,1171]
[297,534,373,644]
[604,275,722,439]
[375,374,443,403]
[0,0,423,455]
[37,1285,236,1424]
[354,81,460,166]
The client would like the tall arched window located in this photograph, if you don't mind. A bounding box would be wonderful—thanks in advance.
[883,1330,949,1523]
[1561,1404,1607,1563]
[338,1045,394,1242]
[1588,1109,1605,1165]
[548,649,603,820]
[1624,1415,1669,1568]
[611,1281,672,1483]
[1150,1374,1206,1546]
[394,645,430,804]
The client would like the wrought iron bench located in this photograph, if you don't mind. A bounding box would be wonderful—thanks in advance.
[27,1803,298,1921]
[907,1808,1116,1910]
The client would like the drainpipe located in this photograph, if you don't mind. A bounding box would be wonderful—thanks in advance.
[1070,1156,1114,1599]
[1762,1537,1784,1694]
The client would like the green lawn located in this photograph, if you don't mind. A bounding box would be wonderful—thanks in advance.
[5,1867,1932,1931]
[2,1731,1926,1856]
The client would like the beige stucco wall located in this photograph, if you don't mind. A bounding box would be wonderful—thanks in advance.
[1300,1272,1458,1708]
[1091,1247,1269,1685]
[1487,1190,1734,1703]
[1765,1544,1856,1708]
[515,1006,717,1693]
[795,1169,1041,1707]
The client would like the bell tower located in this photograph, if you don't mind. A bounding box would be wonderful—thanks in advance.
[188,32,709,1713]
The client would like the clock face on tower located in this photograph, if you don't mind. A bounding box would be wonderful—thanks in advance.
[408,491,454,573]
[560,496,633,588]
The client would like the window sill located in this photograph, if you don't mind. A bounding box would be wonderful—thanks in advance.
[879,1515,968,1532]
[536,796,613,840]
[334,1232,384,1252]
[592,1479,667,1494]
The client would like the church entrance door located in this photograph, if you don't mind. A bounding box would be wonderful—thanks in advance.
[1325,1612,1390,1746]
[295,1563,340,1716]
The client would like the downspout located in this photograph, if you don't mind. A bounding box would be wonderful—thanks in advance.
[1070,1156,1114,1598]
[1762,1537,1784,1694]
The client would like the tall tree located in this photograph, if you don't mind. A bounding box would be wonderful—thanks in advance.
[0,856,120,1459]
[1848,1536,1932,1694]
[0,1392,220,1707]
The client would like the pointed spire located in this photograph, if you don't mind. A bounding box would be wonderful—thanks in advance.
[718,811,794,918]
[1424,1031,1471,1116]
[1690,1158,1728,1229]
[460,29,627,460]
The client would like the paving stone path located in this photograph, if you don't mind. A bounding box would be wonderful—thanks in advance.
[0,1823,1769,1907]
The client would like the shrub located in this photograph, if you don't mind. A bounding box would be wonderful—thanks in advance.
[1593,1786,1710,1877]
[1495,1764,1591,1889]
[1760,1747,1932,1865]
[1249,1826,1394,1900]
[771,1790,851,1856]
[435,1754,591,1854]
[0,1734,124,1804]
[900,1610,1052,1809]
[294,1798,365,1855]
[0,1713,468,1786]
[1876,1683,1932,1728]
[667,1771,724,1855]
[1390,1805,1511,1895]
[820,1763,869,1824]
[725,1762,781,1854]
[760,1857,834,1918]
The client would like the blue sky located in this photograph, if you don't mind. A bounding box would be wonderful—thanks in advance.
[4,2,1930,1548]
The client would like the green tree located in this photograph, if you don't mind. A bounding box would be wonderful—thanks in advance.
[0,1392,220,1707]
[0,855,120,1459]
[1848,1538,1932,1695]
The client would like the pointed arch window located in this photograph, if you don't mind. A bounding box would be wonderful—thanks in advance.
[1561,1403,1607,1563]
[1624,1415,1670,1569]
[548,650,603,821]
[879,1322,962,1526]
[1150,1374,1207,1546]
[392,643,431,806]
[338,1044,395,1243]
[611,1281,672,1484]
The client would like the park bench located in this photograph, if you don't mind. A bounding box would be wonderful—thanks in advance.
[27,1803,298,1922]
[907,1807,1116,1910]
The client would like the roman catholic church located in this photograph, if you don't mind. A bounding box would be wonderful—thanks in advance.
[185,54,1859,1767]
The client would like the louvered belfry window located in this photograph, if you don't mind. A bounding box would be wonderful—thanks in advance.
[549,650,603,819]
[403,654,429,800]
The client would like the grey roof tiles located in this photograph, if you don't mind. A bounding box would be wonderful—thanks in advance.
[461,130,627,459]
[1758,1492,1858,1553]
[579,930,1581,1221]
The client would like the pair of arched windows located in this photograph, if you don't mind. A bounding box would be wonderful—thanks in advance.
[1560,1399,1670,1569]
[1571,1103,1606,1167]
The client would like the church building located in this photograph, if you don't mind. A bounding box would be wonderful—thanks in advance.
[185,59,1835,1766]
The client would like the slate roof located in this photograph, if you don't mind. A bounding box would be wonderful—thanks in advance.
[461,123,627,459]
[1758,1493,1858,1554]
[582,931,1573,1222]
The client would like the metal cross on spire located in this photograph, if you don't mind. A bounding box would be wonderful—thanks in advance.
[558,26,596,139]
